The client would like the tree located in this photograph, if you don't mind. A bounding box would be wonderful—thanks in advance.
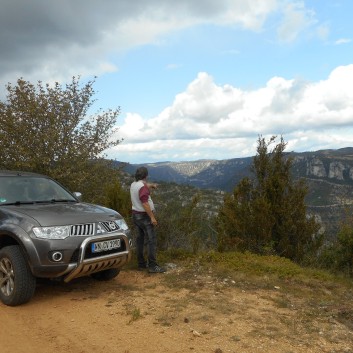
[153,185,214,254]
[318,210,353,276]
[156,194,201,252]
[0,77,122,202]
[216,136,321,262]
[104,180,131,222]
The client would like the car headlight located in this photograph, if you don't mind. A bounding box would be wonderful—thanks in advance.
[115,219,129,230]
[33,226,70,239]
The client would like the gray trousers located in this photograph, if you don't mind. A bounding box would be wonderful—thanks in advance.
[132,213,157,268]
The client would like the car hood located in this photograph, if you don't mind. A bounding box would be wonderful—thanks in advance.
[3,202,122,226]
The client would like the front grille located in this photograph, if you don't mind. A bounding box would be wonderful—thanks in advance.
[70,223,95,236]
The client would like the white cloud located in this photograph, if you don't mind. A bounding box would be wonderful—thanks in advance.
[113,64,353,162]
[277,1,317,42]
[0,0,311,85]
[165,63,182,70]
[108,137,256,162]
[335,38,352,45]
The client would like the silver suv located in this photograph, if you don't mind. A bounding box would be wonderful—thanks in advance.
[0,170,132,306]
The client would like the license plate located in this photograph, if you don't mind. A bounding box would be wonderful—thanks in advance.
[91,239,121,253]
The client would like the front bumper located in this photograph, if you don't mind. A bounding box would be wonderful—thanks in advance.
[31,232,132,281]
[63,233,131,282]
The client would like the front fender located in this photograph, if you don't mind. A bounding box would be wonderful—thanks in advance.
[0,224,41,274]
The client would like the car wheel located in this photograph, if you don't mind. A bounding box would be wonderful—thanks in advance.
[0,245,36,306]
[90,268,120,281]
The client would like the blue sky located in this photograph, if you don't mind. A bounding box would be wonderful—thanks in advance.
[1,0,353,163]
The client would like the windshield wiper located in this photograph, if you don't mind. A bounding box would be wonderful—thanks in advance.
[0,201,35,205]
[34,199,77,203]
[0,199,77,205]
[50,199,77,203]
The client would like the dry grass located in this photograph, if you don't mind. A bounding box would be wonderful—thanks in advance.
[158,250,353,340]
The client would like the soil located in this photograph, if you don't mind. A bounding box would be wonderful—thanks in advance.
[1,265,353,353]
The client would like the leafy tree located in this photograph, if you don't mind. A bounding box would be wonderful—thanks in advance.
[0,77,122,202]
[104,180,131,223]
[317,210,353,276]
[155,188,214,254]
[216,136,321,262]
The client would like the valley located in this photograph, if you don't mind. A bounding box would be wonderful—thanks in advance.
[119,147,353,239]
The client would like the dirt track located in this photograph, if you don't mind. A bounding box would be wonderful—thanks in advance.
[1,267,353,353]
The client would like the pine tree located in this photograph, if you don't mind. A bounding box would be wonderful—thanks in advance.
[216,136,321,262]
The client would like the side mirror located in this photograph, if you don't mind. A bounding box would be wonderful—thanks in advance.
[73,192,82,201]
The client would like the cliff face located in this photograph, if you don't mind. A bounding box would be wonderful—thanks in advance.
[305,157,353,181]
[294,150,353,238]
[289,149,353,208]
[307,158,327,178]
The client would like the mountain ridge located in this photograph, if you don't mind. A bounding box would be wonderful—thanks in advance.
[119,147,353,195]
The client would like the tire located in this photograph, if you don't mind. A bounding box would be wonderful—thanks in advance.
[0,245,36,306]
[91,268,120,281]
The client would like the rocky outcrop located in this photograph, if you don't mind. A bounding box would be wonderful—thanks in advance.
[329,162,345,180]
[307,158,327,178]
[307,158,353,181]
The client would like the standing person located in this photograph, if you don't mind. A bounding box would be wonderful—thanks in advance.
[130,166,166,273]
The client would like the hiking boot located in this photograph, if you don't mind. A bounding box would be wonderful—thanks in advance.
[148,265,166,273]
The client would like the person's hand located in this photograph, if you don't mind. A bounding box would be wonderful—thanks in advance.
[151,215,158,226]
[148,183,158,189]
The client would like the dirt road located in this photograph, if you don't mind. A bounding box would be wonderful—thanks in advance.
[1,267,353,353]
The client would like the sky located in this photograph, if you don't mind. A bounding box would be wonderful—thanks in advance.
[1,0,353,164]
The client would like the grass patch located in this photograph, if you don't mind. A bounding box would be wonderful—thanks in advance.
[197,251,336,282]
[156,310,176,327]
[161,250,339,290]
[127,306,142,324]
[159,250,353,330]
[268,294,293,309]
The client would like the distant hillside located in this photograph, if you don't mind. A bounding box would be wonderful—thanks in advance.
[118,147,353,198]
[119,157,253,191]
[117,147,353,238]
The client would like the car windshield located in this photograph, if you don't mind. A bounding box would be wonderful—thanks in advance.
[0,176,77,204]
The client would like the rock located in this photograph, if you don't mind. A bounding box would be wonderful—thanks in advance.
[191,330,201,337]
